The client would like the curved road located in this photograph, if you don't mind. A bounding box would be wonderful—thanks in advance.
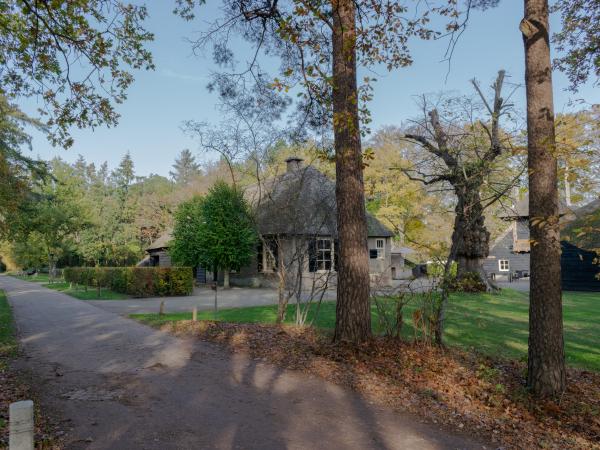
[1,277,485,450]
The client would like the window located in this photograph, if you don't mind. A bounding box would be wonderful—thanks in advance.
[316,239,332,271]
[376,239,385,259]
[257,239,278,272]
[309,238,333,272]
[369,249,378,259]
[499,259,509,272]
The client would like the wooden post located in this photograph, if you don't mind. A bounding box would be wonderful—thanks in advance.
[9,400,34,450]
[159,300,165,316]
[192,307,197,322]
[211,282,218,320]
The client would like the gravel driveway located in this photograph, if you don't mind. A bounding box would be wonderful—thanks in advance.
[1,276,484,449]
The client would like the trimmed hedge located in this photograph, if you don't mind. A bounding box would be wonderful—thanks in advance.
[63,267,193,297]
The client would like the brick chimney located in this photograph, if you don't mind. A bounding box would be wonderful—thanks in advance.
[285,156,304,172]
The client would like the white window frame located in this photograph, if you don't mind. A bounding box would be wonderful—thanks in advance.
[262,241,278,273]
[316,238,333,272]
[376,239,385,259]
[499,259,510,272]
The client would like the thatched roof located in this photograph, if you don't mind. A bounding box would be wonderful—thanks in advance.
[146,229,172,251]
[253,163,393,238]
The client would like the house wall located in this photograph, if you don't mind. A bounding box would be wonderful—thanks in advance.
[147,249,172,268]
[391,254,406,279]
[483,220,530,280]
[227,235,393,288]
[367,237,392,285]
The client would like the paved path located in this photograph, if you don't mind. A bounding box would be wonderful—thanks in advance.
[89,279,438,316]
[88,286,295,315]
[1,277,485,450]
[496,280,530,292]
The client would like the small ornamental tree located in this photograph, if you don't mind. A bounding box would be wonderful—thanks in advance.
[172,182,256,288]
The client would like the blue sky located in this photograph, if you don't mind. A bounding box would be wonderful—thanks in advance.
[21,1,600,177]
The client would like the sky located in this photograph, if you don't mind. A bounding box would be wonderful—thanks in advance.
[20,1,600,177]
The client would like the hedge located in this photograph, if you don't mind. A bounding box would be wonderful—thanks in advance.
[63,267,193,297]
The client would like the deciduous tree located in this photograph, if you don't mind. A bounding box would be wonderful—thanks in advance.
[402,71,521,283]
[1,0,154,147]
[553,0,600,90]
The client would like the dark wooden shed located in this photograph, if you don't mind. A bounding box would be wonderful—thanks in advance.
[561,241,600,292]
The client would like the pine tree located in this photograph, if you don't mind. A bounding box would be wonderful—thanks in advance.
[170,149,201,185]
[522,0,566,396]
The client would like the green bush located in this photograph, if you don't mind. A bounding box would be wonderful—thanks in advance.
[63,267,193,297]
[445,271,487,293]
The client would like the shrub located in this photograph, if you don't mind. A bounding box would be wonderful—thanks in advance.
[63,266,193,297]
[445,271,487,293]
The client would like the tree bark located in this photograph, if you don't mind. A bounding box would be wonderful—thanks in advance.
[564,161,572,206]
[452,187,490,277]
[331,0,371,343]
[522,0,566,397]
[223,270,230,289]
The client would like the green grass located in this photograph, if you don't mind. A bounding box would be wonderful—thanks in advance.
[0,290,17,358]
[6,274,129,300]
[133,289,600,372]
[44,282,129,300]
[8,273,54,283]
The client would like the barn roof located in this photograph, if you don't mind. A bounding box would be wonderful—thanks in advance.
[391,244,415,255]
[146,229,172,251]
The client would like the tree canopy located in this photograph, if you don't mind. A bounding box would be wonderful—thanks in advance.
[1,0,154,147]
[171,181,256,288]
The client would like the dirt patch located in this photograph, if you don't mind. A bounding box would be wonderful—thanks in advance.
[0,357,64,449]
[155,320,600,450]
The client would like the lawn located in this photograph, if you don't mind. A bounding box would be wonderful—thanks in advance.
[8,273,55,283]
[43,282,129,300]
[6,274,128,300]
[0,290,17,358]
[133,289,600,371]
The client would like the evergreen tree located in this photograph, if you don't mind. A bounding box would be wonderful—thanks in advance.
[171,182,256,288]
[169,149,201,185]
[522,0,566,396]
[113,152,135,188]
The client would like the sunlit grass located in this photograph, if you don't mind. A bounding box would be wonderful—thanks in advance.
[44,282,129,300]
[133,289,600,371]
[0,290,17,358]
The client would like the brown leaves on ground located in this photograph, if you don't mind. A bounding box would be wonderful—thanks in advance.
[161,320,600,450]
[0,357,63,449]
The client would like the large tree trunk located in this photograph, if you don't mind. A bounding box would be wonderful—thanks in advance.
[522,0,566,396]
[331,0,371,344]
[452,188,490,277]
[223,270,230,289]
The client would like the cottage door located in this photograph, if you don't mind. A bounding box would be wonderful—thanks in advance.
[196,266,207,284]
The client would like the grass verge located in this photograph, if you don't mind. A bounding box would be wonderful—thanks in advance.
[44,282,129,300]
[133,289,600,371]
[7,273,53,283]
[6,275,128,300]
[0,290,17,358]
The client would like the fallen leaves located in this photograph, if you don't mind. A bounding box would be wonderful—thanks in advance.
[159,320,600,450]
[0,356,63,449]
